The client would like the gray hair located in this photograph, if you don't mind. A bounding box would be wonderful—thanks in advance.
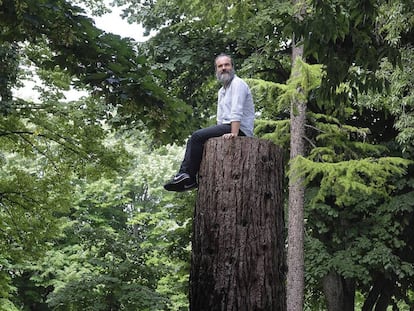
[214,53,234,69]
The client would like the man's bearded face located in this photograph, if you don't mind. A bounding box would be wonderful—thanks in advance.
[216,67,235,84]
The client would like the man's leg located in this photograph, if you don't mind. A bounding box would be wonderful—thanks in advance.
[179,124,231,177]
[164,124,232,191]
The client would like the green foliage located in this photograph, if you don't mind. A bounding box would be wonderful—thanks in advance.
[251,60,322,153]
[0,299,19,311]
[4,130,193,310]
[255,119,291,151]
[278,59,323,109]
[0,3,195,299]
[296,156,411,207]
[0,0,413,309]
[306,111,391,162]
[0,96,132,306]
[376,0,414,47]
[70,0,109,16]
[116,0,293,134]
[246,78,288,119]
[357,46,414,154]
[124,136,194,310]
[251,45,414,309]
[292,0,404,99]
[305,174,414,306]
[1,0,192,143]
[40,240,168,310]
[0,43,19,113]
[0,258,18,311]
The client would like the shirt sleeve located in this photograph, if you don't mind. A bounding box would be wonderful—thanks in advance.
[217,88,224,124]
[230,79,249,122]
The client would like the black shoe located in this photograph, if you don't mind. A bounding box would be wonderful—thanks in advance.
[183,178,198,191]
[164,173,198,192]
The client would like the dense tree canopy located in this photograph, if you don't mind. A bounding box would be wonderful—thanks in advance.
[1,0,192,143]
[0,0,413,310]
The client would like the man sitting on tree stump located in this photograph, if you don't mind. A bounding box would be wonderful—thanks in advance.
[164,53,255,192]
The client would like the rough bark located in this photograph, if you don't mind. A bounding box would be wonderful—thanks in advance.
[287,41,306,311]
[322,270,355,311]
[190,137,286,311]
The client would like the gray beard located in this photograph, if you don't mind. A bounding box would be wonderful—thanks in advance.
[216,69,235,85]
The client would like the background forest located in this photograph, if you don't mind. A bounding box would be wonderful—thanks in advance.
[1,0,414,310]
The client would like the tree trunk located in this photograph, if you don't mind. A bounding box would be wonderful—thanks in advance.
[362,274,394,311]
[322,270,355,311]
[190,137,286,311]
[286,39,306,311]
[286,0,307,309]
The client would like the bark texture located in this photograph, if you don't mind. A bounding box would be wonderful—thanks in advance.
[322,270,355,311]
[287,24,306,311]
[190,137,286,311]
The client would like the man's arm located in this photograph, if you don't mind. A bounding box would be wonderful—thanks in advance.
[231,121,241,135]
[223,121,241,139]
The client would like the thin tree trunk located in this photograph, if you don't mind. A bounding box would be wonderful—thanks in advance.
[286,2,306,306]
[286,90,306,311]
[190,137,286,311]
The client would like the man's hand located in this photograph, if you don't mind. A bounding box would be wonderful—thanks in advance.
[223,133,237,139]
[223,121,240,139]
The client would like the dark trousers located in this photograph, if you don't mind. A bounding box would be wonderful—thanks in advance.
[179,124,244,178]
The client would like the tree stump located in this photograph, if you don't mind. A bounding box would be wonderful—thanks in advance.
[190,137,286,311]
